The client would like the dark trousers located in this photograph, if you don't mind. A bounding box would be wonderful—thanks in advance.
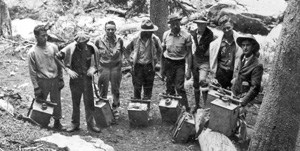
[37,77,61,120]
[164,58,189,108]
[132,63,155,99]
[69,76,94,126]
[216,66,233,89]
[98,64,122,106]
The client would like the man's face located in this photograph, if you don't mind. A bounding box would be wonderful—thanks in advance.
[170,20,181,34]
[105,24,116,37]
[222,22,233,36]
[140,31,153,39]
[77,41,88,48]
[197,23,207,31]
[241,40,253,57]
[35,30,47,45]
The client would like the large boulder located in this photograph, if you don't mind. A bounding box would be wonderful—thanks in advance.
[207,0,286,35]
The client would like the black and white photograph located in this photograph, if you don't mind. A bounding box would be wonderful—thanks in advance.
[0,0,296,150]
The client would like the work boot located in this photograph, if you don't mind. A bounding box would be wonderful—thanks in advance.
[53,120,65,130]
[66,124,80,132]
[87,124,101,133]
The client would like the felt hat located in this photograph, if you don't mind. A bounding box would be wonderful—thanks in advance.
[167,14,182,23]
[138,19,158,31]
[237,34,260,53]
[193,17,209,24]
[74,32,90,43]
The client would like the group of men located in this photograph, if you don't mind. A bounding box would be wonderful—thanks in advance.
[28,14,263,132]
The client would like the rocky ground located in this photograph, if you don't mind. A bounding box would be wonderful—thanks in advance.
[0,38,261,151]
[0,0,288,150]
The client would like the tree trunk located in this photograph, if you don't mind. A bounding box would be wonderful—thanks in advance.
[0,0,12,37]
[248,0,300,150]
[150,0,169,41]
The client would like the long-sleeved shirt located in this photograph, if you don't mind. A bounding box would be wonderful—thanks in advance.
[60,41,99,73]
[94,35,124,67]
[70,45,95,77]
[125,33,162,70]
[162,29,192,60]
[28,42,62,89]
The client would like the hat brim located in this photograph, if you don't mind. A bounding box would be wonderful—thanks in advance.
[237,37,260,53]
[138,25,158,31]
[193,20,209,24]
[167,17,182,23]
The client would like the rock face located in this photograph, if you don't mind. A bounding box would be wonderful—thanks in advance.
[206,0,286,35]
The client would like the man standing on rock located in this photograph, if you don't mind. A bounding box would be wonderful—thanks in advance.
[125,19,162,100]
[58,32,101,133]
[191,17,214,111]
[28,25,64,130]
[161,14,193,112]
[94,21,125,119]
[209,15,243,89]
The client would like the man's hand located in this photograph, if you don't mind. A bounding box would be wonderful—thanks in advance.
[66,68,78,79]
[211,78,219,85]
[87,68,96,77]
[55,51,65,60]
[185,69,191,80]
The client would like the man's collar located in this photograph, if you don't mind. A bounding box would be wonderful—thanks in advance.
[169,30,182,37]
[244,54,253,61]
[138,32,152,41]
[196,27,207,35]
[104,34,117,43]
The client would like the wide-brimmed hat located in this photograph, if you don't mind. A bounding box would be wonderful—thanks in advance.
[167,14,182,23]
[193,17,209,24]
[237,34,260,53]
[138,19,158,32]
[74,32,90,43]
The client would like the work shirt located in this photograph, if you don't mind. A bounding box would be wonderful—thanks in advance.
[136,38,152,64]
[94,35,124,67]
[71,45,94,76]
[162,29,192,60]
[125,33,162,70]
[218,39,236,71]
[28,42,62,89]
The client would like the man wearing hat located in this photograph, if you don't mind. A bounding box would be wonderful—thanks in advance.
[58,32,101,133]
[161,14,192,111]
[125,19,162,100]
[209,15,243,89]
[28,25,64,129]
[231,34,263,107]
[94,21,124,119]
[191,17,214,111]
